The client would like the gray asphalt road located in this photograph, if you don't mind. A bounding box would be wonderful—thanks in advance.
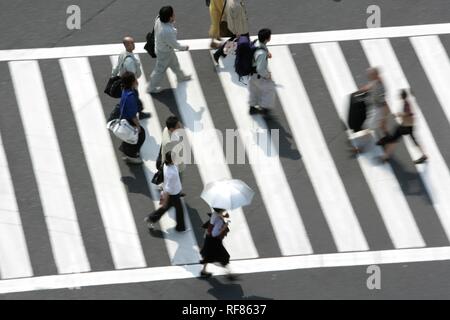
[1,0,449,50]
[1,0,450,300]
[3,260,450,300]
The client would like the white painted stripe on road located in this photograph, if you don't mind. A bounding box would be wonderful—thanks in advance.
[59,57,146,269]
[2,23,450,61]
[9,60,90,274]
[411,36,450,134]
[2,246,450,294]
[362,38,450,242]
[0,134,33,279]
[270,46,369,252]
[216,54,313,256]
[311,42,425,249]
[166,52,258,259]
[109,55,201,265]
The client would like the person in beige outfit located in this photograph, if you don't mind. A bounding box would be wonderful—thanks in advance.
[213,0,249,64]
[208,0,225,48]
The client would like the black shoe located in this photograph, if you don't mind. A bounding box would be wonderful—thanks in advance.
[200,271,212,278]
[260,108,270,116]
[414,155,428,164]
[213,51,221,64]
[226,273,238,281]
[139,112,151,120]
[249,106,259,115]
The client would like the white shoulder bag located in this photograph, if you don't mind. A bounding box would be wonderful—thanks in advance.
[106,93,139,144]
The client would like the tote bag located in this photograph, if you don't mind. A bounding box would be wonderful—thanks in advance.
[106,93,139,144]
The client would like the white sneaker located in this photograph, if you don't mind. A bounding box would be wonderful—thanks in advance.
[124,156,143,164]
[177,75,192,82]
[147,86,163,94]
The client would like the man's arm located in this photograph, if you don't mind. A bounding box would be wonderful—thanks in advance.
[111,55,121,77]
[164,29,189,51]
[255,51,270,79]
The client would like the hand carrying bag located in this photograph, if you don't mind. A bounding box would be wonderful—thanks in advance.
[106,93,139,144]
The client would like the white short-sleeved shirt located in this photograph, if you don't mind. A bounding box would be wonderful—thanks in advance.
[163,164,182,195]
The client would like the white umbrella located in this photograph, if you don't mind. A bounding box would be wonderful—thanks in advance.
[201,179,255,210]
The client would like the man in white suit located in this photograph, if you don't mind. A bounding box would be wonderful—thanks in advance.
[147,6,191,94]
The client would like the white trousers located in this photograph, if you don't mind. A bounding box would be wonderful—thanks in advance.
[149,51,186,90]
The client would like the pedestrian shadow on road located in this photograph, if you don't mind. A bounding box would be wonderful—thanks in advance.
[150,87,205,129]
[264,114,301,161]
[121,165,155,201]
[203,277,273,300]
[149,88,182,119]
[388,156,433,205]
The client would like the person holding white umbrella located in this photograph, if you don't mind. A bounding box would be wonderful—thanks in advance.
[199,208,232,278]
[199,179,254,279]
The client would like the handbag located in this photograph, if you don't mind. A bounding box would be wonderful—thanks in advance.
[106,93,139,144]
[104,56,133,98]
[151,165,164,185]
[104,76,122,98]
[219,0,234,38]
[144,18,157,58]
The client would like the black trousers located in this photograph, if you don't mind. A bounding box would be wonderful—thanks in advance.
[148,193,185,231]
[119,123,146,158]
[386,125,419,146]
[134,89,144,113]
[214,33,250,60]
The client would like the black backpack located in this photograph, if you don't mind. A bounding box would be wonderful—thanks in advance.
[234,36,267,80]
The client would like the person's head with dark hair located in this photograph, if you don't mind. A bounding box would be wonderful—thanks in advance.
[258,28,272,44]
[400,89,408,100]
[166,116,181,131]
[121,71,137,90]
[212,208,225,214]
[164,151,173,165]
[159,6,174,23]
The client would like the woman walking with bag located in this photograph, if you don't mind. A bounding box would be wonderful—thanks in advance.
[199,208,235,280]
[145,151,186,232]
[118,72,146,164]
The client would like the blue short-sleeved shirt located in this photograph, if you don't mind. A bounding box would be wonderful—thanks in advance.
[119,89,138,120]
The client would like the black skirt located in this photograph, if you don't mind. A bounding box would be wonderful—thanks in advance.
[200,235,230,266]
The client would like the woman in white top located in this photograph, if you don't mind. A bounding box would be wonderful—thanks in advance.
[200,208,235,279]
[145,151,186,232]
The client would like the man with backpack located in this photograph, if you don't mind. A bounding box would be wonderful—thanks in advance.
[248,28,274,115]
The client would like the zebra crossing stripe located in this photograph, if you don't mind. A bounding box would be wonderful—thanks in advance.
[59,57,146,269]
[109,55,202,265]
[166,51,258,260]
[411,36,450,136]
[2,246,450,294]
[2,23,450,61]
[9,60,91,274]
[216,51,313,256]
[270,45,369,252]
[311,42,426,249]
[0,134,33,279]
[361,38,450,242]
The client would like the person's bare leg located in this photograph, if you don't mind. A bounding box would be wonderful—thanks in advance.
[382,142,397,161]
